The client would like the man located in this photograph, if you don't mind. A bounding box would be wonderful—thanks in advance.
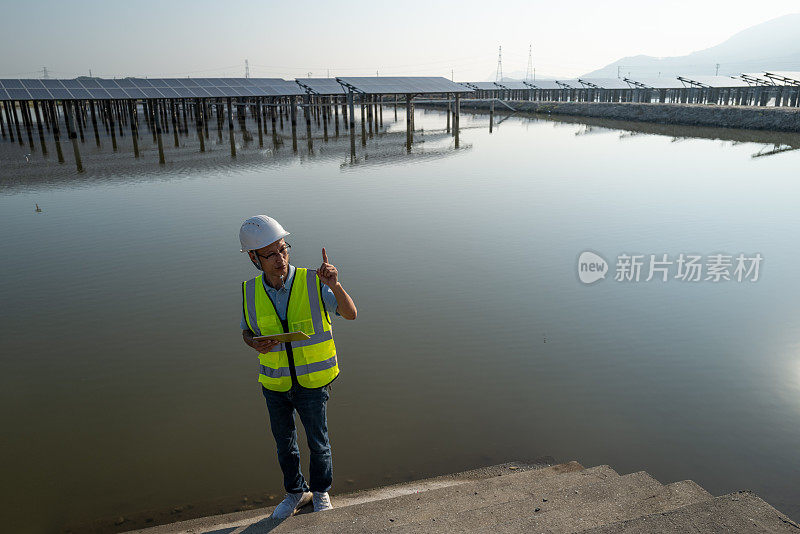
[239,215,357,519]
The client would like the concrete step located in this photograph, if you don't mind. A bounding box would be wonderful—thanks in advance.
[260,463,615,533]
[581,491,800,533]
[127,460,559,534]
[383,471,711,534]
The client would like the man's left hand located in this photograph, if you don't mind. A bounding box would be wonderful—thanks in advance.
[317,247,338,288]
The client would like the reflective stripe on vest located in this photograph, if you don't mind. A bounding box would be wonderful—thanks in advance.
[242,268,338,391]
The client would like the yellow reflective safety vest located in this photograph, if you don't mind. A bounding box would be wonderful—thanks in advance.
[242,268,339,391]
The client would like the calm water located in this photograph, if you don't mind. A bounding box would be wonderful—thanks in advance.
[1,105,799,532]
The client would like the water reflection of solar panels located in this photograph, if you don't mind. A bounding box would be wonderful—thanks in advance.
[337,77,473,95]
[0,77,307,100]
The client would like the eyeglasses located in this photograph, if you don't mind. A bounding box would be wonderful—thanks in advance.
[256,243,291,263]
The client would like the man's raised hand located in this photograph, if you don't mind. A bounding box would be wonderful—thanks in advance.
[317,247,338,288]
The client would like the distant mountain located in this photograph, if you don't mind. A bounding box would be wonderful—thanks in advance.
[582,13,800,79]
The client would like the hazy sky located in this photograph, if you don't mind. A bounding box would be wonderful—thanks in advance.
[1,0,798,80]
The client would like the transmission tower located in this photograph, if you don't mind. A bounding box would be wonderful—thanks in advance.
[41,66,50,79]
[495,46,503,82]
[525,44,533,82]
[245,59,250,78]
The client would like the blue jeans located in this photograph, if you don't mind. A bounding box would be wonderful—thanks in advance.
[261,384,332,494]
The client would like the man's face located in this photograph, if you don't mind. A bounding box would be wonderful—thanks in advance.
[249,238,289,277]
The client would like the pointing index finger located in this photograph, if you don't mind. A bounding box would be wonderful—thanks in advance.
[322,247,328,264]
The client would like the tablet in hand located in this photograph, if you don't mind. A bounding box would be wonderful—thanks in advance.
[253,331,310,343]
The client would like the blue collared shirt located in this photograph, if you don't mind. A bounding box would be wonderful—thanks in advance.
[241,264,339,329]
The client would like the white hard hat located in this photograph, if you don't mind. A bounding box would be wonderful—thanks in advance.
[239,215,290,252]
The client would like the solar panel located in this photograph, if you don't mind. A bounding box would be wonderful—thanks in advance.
[189,87,211,97]
[497,81,531,90]
[578,78,631,89]
[1,79,24,88]
[130,79,155,88]
[21,79,46,89]
[158,87,181,98]
[122,87,146,98]
[164,79,184,88]
[203,86,227,97]
[87,88,112,99]
[115,78,137,88]
[338,77,472,95]
[0,88,8,100]
[141,87,165,98]
[622,77,684,89]
[49,88,73,99]
[466,82,501,90]
[106,88,130,99]
[678,76,750,88]
[27,88,54,100]
[555,80,580,89]
[764,71,800,85]
[39,79,64,89]
[97,79,120,89]
[79,78,102,88]
[295,78,347,95]
[61,79,83,89]
[69,88,92,99]
[177,78,199,88]
[6,88,31,99]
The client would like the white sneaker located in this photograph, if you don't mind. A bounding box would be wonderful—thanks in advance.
[271,491,312,519]
[313,491,333,512]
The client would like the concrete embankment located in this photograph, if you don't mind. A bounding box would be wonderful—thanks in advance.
[430,100,800,133]
[125,458,799,533]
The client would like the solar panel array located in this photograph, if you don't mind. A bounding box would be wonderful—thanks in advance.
[677,76,751,88]
[524,80,561,90]
[336,77,472,95]
[496,81,531,90]
[578,78,632,90]
[764,71,800,85]
[295,78,347,95]
[0,77,304,101]
[623,77,686,89]
[465,82,502,90]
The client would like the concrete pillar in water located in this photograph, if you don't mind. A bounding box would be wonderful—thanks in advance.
[347,92,356,163]
[0,100,6,138]
[304,94,313,151]
[196,98,206,153]
[322,97,328,141]
[227,97,235,157]
[290,96,297,152]
[489,98,494,133]
[105,101,117,151]
[366,96,373,137]
[115,101,123,138]
[405,94,413,152]
[379,97,383,127]
[3,102,15,142]
[63,100,84,173]
[89,100,100,146]
[394,95,398,122]
[33,100,47,155]
[21,101,35,151]
[447,96,451,133]
[152,99,165,164]
[360,98,366,146]
[171,100,179,147]
[454,93,460,148]
[128,100,140,158]
[256,97,264,147]
[12,101,23,144]
[50,102,64,163]
[270,99,279,147]
[342,97,348,130]
[333,97,339,137]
